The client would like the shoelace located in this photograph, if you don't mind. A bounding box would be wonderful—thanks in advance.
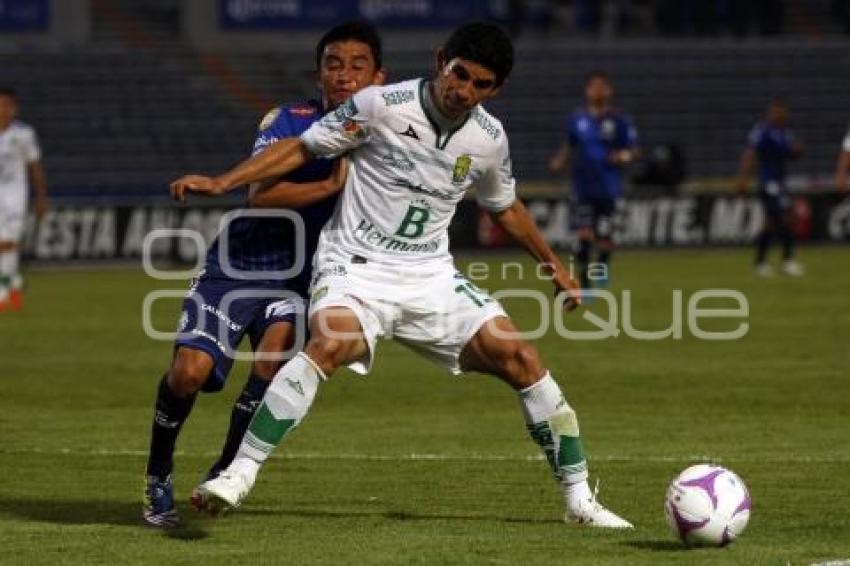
[589,478,601,510]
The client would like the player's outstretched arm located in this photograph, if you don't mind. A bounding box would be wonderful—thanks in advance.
[489,200,581,312]
[249,158,348,208]
[27,161,48,220]
[548,145,570,173]
[734,147,755,195]
[170,138,314,202]
[835,150,850,194]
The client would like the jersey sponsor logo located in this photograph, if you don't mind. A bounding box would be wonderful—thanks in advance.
[259,107,281,130]
[400,124,420,140]
[333,98,358,122]
[451,154,472,185]
[289,104,316,117]
[382,89,415,106]
[390,177,455,201]
[354,218,441,253]
[395,202,431,238]
[381,149,415,172]
[310,285,329,303]
[471,109,501,140]
[253,134,280,154]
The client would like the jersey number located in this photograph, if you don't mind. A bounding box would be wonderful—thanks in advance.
[454,281,492,308]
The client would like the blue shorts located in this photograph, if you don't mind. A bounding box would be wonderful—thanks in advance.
[759,182,792,223]
[174,270,305,392]
[572,197,618,238]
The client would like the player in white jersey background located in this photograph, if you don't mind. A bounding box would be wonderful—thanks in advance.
[172,22,632,529]
[0,88,48,312]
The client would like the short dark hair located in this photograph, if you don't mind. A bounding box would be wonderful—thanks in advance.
[585,71,611,85]
[441,22,514,86]
[316,20,382,70]
[0,87,17,100]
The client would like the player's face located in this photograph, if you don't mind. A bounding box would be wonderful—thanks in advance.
[318,40,385,109]
[768,103,789,126]
[0,95,17,129]
[433,57,500,119]
[585,76,613,107]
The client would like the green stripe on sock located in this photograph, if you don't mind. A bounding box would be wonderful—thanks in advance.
[248,404,295,446]
[557,435,586,468]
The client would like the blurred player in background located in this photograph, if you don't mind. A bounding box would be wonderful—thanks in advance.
[0,88,48,312]
[175,22,632,529]
[548,72,638,290]
[735,99,805,277]
[142,21,386,528]
[834,125,850,194]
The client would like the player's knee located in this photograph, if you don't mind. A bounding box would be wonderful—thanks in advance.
[169,350,213,396]
[305,336,348,374]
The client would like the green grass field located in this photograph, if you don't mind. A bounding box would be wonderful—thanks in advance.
[1,247,849,565]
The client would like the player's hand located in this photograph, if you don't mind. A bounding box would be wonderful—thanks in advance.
[325,157,349,193]
[836,174,849,195]
[554,272,582,312]
[608,150,633,166]
[170,175,227,203]
[34,195,48,220]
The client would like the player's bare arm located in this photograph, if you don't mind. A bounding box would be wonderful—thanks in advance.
[249,157,348,208]
[548,144,570,172]
[734,147,756,194]
[489,200,581,311]
[170,137,314,202]
[835,149,850,194]
[27,160,48,220]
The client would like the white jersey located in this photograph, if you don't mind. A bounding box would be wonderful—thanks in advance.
[300,78,516,267]
[0,121,40,210]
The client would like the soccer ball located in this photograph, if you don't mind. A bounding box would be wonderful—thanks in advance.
[664,464,751,546]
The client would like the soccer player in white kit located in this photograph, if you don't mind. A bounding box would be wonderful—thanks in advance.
[0,88,48,312]
[171,23,632,528]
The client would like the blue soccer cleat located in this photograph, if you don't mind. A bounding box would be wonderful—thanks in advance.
[143,475,179,527]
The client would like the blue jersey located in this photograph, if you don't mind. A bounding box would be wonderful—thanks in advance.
[205,100,338,296]
[566,108,638,200]
[747,121,797,186]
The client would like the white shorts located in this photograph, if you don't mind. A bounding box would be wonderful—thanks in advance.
[308,254,506,375]
[0,204,25,242]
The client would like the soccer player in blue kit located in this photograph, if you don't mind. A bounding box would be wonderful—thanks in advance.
[142,21,386,527]
[735,99,805,277]
[549,72,638,290]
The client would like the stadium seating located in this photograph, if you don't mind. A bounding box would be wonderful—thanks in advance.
[3,41,848,197]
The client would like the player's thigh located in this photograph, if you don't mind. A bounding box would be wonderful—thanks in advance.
[460,316,545,389]
[249,294,307,379]
[0,207,24,248]
[173,273,260,392]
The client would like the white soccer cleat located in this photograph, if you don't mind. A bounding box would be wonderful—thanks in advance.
[565,482,633,529]
[781,260,804,277]
[754,263,774,277]
[195,466,256,515]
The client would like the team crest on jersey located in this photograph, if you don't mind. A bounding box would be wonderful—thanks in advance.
[259,108,281,130]
[452,154,472,185]
[343,120,365,139]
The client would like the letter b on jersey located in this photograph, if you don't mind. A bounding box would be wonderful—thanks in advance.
[395,205,430,238]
